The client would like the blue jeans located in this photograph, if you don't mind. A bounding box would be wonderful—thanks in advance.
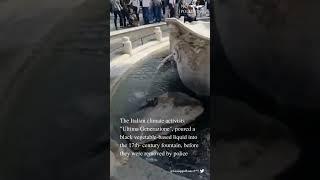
[149,5,154,22]
[154,5,161,22]
[142,7,150,24]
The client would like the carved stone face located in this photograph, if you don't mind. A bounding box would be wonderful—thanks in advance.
[215,0,320,108]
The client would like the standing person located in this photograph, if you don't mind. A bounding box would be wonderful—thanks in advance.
[153,0,162,22]
[111,0,123,30]
[180,0,186,20]
[161,0,165,15]
[168,0,176,17]
[142,0,151,24]
[207,0,210,16]
[129,0,140,21]
[190,0,197,18]
[179,0,187,18]
[120,0,131,27]
[164,0,170,18]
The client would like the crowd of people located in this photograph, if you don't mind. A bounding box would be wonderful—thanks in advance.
[110,0,210,30]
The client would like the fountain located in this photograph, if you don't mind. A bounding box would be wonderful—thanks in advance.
[110,17,211,180]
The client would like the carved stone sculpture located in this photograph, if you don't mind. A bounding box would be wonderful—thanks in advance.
[166,18,210,96]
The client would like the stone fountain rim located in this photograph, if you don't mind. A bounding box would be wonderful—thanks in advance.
[165,18,210,41]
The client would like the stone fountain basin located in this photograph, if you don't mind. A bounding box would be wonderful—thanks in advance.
[110,40,212,179]
[110,41,193,180]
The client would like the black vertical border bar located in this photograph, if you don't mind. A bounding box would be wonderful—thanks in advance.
[210,0,215,179]
[106,0,111,179]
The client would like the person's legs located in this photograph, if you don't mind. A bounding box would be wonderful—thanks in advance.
[173,4,176,17]
[142,7,149,24]
[137,7,140,21]
[142,7,145,23]
[142,7,146,23]
[149,6,153,22]
[114,11,118,30]
[114,10,123,29]
[117,10,123,27]
[146,7,150,24]
[169,4,174,17]
[124,9,131,26]
[159,5,162,21]
[162,4,165,15]
[156,5,161,22]
[195,7,198,18]
[154,6,157,22]
[121,10,127,27]
[133,6,139,21]
[153,5,157,21]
